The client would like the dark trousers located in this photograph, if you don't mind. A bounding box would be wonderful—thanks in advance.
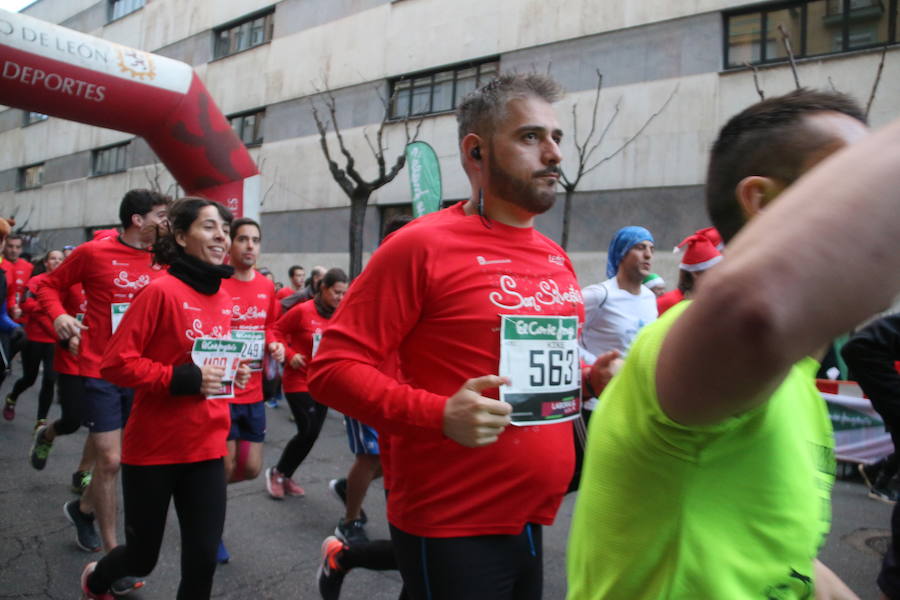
[276,391,328,478]
[390,523,543,600]
[88,459,226,600]
[52,373,85,435]
[10,340,55,420]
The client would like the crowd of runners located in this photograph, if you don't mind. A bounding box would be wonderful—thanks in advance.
[1,72,900,599]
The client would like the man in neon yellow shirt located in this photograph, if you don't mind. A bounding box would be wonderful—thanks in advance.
[567,90,883,598]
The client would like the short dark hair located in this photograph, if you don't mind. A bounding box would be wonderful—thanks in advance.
[319,267,348,292]
[288,265,304,277]
[7,234,23,243]
[230,217,261,240]
[119,189,170,229]
[457,73,563,143]
[152,197,233,265]
[706,88,866,242]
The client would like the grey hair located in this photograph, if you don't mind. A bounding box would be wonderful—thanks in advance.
[457,72,563,143]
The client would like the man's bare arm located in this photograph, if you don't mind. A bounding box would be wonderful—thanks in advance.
[658,118,900,425]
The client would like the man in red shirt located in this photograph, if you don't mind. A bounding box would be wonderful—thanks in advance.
[218,217,284,563]
[310,73,578,599]
[275,265,305,301]
[39,189,168,595]
[1,234,34,321]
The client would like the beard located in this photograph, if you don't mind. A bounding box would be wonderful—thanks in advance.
[487,154,558,215]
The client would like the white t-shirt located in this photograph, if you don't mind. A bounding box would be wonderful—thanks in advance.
[580,277,658,364]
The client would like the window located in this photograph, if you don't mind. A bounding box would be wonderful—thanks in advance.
[23,111,48,126]
[92,142,129,176]
[725,0,897,67]
[108,0,145,21]
[229,109,265,146]
[389,59,499,119]
[17,163,44,190]
[214,10,275,59]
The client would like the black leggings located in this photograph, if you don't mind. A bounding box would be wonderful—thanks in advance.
[52,373,85,436]
[9,340,55,420]
[389,523,543,600]
[276,391,328,478]
[88,459,226,600]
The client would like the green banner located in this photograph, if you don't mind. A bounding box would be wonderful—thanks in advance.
[405,141,442,217]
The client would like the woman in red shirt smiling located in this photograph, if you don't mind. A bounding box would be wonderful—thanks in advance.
[80,198,249,600]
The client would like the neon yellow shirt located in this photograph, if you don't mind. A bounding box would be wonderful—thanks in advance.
[567,302,834,599]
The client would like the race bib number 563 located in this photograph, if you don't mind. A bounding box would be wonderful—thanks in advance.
[499,315,581,425]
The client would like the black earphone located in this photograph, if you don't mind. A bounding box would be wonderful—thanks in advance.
[471,146,481,160]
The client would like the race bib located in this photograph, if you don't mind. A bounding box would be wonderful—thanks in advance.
[231,329,265,371]
[110,302,129,334]
[190,337,247,399]
[499,315,581,425]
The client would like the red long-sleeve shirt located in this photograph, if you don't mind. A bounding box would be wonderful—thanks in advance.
[53,283,86,376]
[273,299,328,394]
[21,274,55,343]
[38,236,165,379]
[101,273,234,466]
[221,271,279,404]
[309,214,584,537]
[1,257,34,315]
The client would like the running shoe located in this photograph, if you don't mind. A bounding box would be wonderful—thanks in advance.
[34,418,47,432]
[328,478,367,525]
[29,424,53,470]
[110,576,145,596]
[71,471,92,495]
[335,518,369,546]
[265,467,285,500]
[265,398,279,408]
[80,562,113,600]
[2,396,15,421]
[317,536,347,600]
[283,476,305,497]
[216,539,230,564]
[859,461,883,490]
[65,500,102,552]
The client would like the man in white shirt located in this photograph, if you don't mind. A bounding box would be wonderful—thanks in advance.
[580,226,658,416]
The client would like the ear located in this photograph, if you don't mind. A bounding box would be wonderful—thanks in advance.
[735,176,785,221]
[131,213,143,229]
[175,230,187,249]
[461,133,483,172]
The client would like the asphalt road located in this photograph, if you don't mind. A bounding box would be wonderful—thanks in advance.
[0,376,893,599]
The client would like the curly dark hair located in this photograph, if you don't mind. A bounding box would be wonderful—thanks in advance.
[152,197,233,266]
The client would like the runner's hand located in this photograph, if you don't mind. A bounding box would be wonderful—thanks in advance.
[68,334,80,357]
[235,360,252,389]
[442,375,512,447]
[289,353,306,369]
[54,313,87,340]
[200,364,226,396]
[268,342,285,363]
[587,350,622,397]
[10,305,21,320]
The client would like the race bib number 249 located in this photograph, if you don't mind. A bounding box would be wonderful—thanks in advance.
[499,315,581,425]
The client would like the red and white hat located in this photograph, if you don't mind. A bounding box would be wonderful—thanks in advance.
[695,226,724,251]
[677,233,722,272]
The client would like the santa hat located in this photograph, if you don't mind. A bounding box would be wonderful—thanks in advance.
[642,273,665,290]
[677,234,722,272]
[695,226,724,251]
[92,228,119,241]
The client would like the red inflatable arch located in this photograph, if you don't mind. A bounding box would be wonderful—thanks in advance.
[0,9,259,218]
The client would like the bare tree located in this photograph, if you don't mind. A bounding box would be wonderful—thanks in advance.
[559,71,678,250]
[311,86,421,278]
[144,161,181,198]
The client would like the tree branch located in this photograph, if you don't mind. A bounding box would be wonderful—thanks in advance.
[777,24,801,90]
[743,61,765,100]
[583,84,679,177]
[865,45,888,119]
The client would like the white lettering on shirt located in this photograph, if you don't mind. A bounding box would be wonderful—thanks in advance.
[489,275,583,313]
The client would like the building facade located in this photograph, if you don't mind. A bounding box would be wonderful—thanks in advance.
[1,0,898,284]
